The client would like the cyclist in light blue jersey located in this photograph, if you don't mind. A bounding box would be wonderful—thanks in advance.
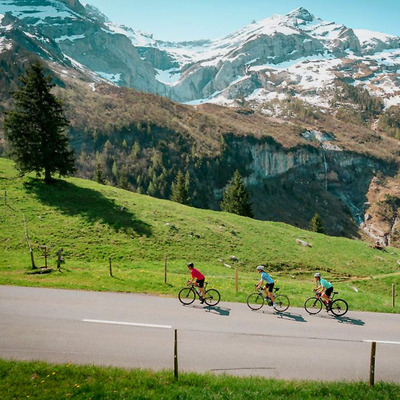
[256,265,275,306]
[314,272,333,306]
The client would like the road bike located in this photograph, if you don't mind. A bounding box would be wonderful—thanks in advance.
[304,290,348,316]
[246,287,290,313]
[178,282,221,306]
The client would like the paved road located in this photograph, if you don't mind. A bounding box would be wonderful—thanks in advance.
[0,285,399,382]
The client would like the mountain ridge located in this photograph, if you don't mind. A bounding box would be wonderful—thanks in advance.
[1,1,400,107]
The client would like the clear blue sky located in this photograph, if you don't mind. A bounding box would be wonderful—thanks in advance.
[85,0,400,42]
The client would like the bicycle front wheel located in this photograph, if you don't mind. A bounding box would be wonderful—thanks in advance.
[330,299,348,317]
[274,294,290,313]
[204,289,220,306]
[304,297,323,314]
[247,293,265,310]
[178,287,196,305]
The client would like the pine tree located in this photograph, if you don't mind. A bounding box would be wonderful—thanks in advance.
[170,170,190,205]
[95,162,106,185]
[112,161,118,179]
[310,213,325,233]
[4,61,75,183]
[220,170,253,217]
[117,168,130,190]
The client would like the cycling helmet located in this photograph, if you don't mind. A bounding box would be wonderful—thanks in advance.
[314,272,321,278]
[187,262,194,268]
[256,265,265,271]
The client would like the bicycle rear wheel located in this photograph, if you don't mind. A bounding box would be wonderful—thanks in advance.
[178,287,195,305]
[274,294,290,313]
[330,299,348,317]
[204,289,220,306]
[304,297,323,314]
[247,293,265,310]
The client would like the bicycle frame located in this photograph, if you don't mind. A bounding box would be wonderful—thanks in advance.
[315,291,336,306]
[256,287,279,303]
[188,282,207,297]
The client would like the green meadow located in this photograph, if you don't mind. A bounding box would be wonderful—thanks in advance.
[1,157,399,312]
[0,359,399,400]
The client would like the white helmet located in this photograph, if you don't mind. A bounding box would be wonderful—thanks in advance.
[314,272,321,278]
[256,265,264,271]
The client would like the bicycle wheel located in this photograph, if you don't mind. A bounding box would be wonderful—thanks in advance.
[274,294,290,313]
[204,289,220,306]
[304,297,323,314]
[247,293,265,310]
[178,287,196,305]
[330,299,348,317]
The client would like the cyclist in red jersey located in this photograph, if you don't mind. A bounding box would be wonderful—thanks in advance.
[187,262,205,303]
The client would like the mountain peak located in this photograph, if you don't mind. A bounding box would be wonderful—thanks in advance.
[58,0,86,13]
[286,7,314,22]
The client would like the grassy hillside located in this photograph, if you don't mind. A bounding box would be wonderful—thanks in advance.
[2,61,400,242]
[1,158,399,312]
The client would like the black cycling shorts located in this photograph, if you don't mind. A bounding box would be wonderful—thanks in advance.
[196,279,205,288]
[263,283,274,292]
[325,287,333,297]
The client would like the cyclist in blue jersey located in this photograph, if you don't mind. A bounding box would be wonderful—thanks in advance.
[256,265,275,306]
[314,272,333,306]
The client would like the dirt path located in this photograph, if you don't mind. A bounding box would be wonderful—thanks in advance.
[342,270,400,282]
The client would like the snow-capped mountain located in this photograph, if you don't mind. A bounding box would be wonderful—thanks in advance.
[139,7,400,107]
[1,1,400,109]
[0,0,165,93]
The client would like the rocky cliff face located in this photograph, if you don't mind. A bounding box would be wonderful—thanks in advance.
[361,175,400,246]
[214,133,396,238]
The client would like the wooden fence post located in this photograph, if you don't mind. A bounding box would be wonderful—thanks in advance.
[174,328,178,380]
[235,268,238,294]
[164,256,168,284]
[109,258,113,277]
[369,341,376,386]
[393,284,396,307]
[23,214,36,269]
[57,248,63,272]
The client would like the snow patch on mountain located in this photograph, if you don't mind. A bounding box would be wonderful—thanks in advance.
[55,34,86,43]
[104,22,156,47]
[154,68,181,85]
[354,29,397,44]
[0,0,80,23]
[0,35,12,53]
[96,71,121,83]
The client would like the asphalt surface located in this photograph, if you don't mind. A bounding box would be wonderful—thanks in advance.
[0,285,399,382]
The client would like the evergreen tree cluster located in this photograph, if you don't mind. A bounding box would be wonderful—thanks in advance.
[220,170,253,218]
[170,170,190,205]
[378,106,400,139]
[309,213,325,234]
[332,82,383,121]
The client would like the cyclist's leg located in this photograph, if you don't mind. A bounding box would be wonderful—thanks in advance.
[323,287,333,305]
[268,283,275,303]
[197,279,205,298]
